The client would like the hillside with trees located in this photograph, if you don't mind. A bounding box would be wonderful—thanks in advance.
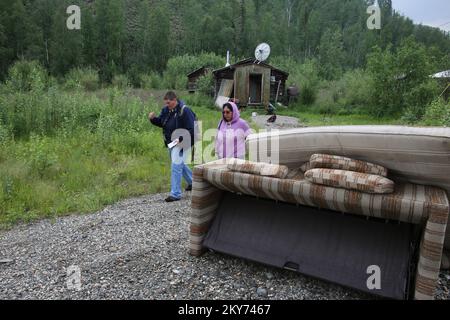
[0,0,449,81]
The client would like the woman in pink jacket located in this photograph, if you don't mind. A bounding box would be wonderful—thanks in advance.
[215,102,252,159]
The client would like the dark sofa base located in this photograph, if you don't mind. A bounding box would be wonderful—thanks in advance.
[203,192,420,300]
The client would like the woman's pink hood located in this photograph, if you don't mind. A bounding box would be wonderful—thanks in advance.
[228,102,241,124]
[215,102,252,159]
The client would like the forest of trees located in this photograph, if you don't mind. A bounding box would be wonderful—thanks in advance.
[0,0,449,83]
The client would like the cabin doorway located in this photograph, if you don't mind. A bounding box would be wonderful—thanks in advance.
[249,74,263,104]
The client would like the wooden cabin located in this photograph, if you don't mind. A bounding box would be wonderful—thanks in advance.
[187,67,210,93]
[212,58,289,109]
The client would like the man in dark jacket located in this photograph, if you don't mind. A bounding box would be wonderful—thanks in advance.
[149,91,195,202]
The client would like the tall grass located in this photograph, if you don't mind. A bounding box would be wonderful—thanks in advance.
[421,98,450,127]
[0,129,170,226]
[0,83,174,226]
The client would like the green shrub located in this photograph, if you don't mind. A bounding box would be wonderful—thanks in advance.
[183,93,214,109]
[367,38,436,117]
[0,123,9,143]
[271,57,321,87]
[126,66,142,88]
[1,175,14,202]
[64,68,99,91]
[63,77,81,91]
[141,72,163,89]
[0,88,109,138]
[196,73,215,96]
[300,82,317,105]
[96,113,121,147]
[0,92,49,137]
[5,60,48,92]
[163,53,224,90]
[335,69,373,107]
[271,57,321,106]
[98,62,115,85]
[402,80,440,122]
[21,134,58,178]
[422,98,450,127]
[112,74,130,89]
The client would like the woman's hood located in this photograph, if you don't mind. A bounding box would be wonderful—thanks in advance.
[226,101,241,124]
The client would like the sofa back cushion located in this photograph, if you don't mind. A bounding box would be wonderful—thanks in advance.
[310,154,388,177]
[247,126,449,192]
[227,159,289,179]
[305,169,395,194]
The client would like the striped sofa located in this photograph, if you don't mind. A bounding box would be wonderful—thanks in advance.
[190,160,449,300]
[190,126,450,300]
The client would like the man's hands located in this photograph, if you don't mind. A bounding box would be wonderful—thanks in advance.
[148,112,156,121]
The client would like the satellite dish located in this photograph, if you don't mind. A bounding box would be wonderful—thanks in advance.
[255,43,271,63]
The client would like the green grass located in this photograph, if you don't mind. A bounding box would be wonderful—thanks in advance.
[0,89,402,228]
[0,129,170,227]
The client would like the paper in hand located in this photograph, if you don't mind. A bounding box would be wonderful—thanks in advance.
[168,139,179,149]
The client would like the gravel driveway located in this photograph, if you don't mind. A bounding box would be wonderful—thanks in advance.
[0,193,449,300]
[251,115,305,130]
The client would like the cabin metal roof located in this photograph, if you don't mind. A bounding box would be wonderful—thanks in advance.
[212,58,289,77]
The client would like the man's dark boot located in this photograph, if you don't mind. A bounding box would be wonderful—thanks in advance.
[165,196,180,203]
[185,185,193,192]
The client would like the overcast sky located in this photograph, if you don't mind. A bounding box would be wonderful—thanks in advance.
[392,0,450,32]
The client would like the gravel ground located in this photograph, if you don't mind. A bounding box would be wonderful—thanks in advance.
[0,193,449,300]
[251,115,306,130]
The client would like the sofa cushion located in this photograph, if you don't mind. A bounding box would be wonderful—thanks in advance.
[227,159,289,179]
[310,154,388,177]
[305,169,395,194]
